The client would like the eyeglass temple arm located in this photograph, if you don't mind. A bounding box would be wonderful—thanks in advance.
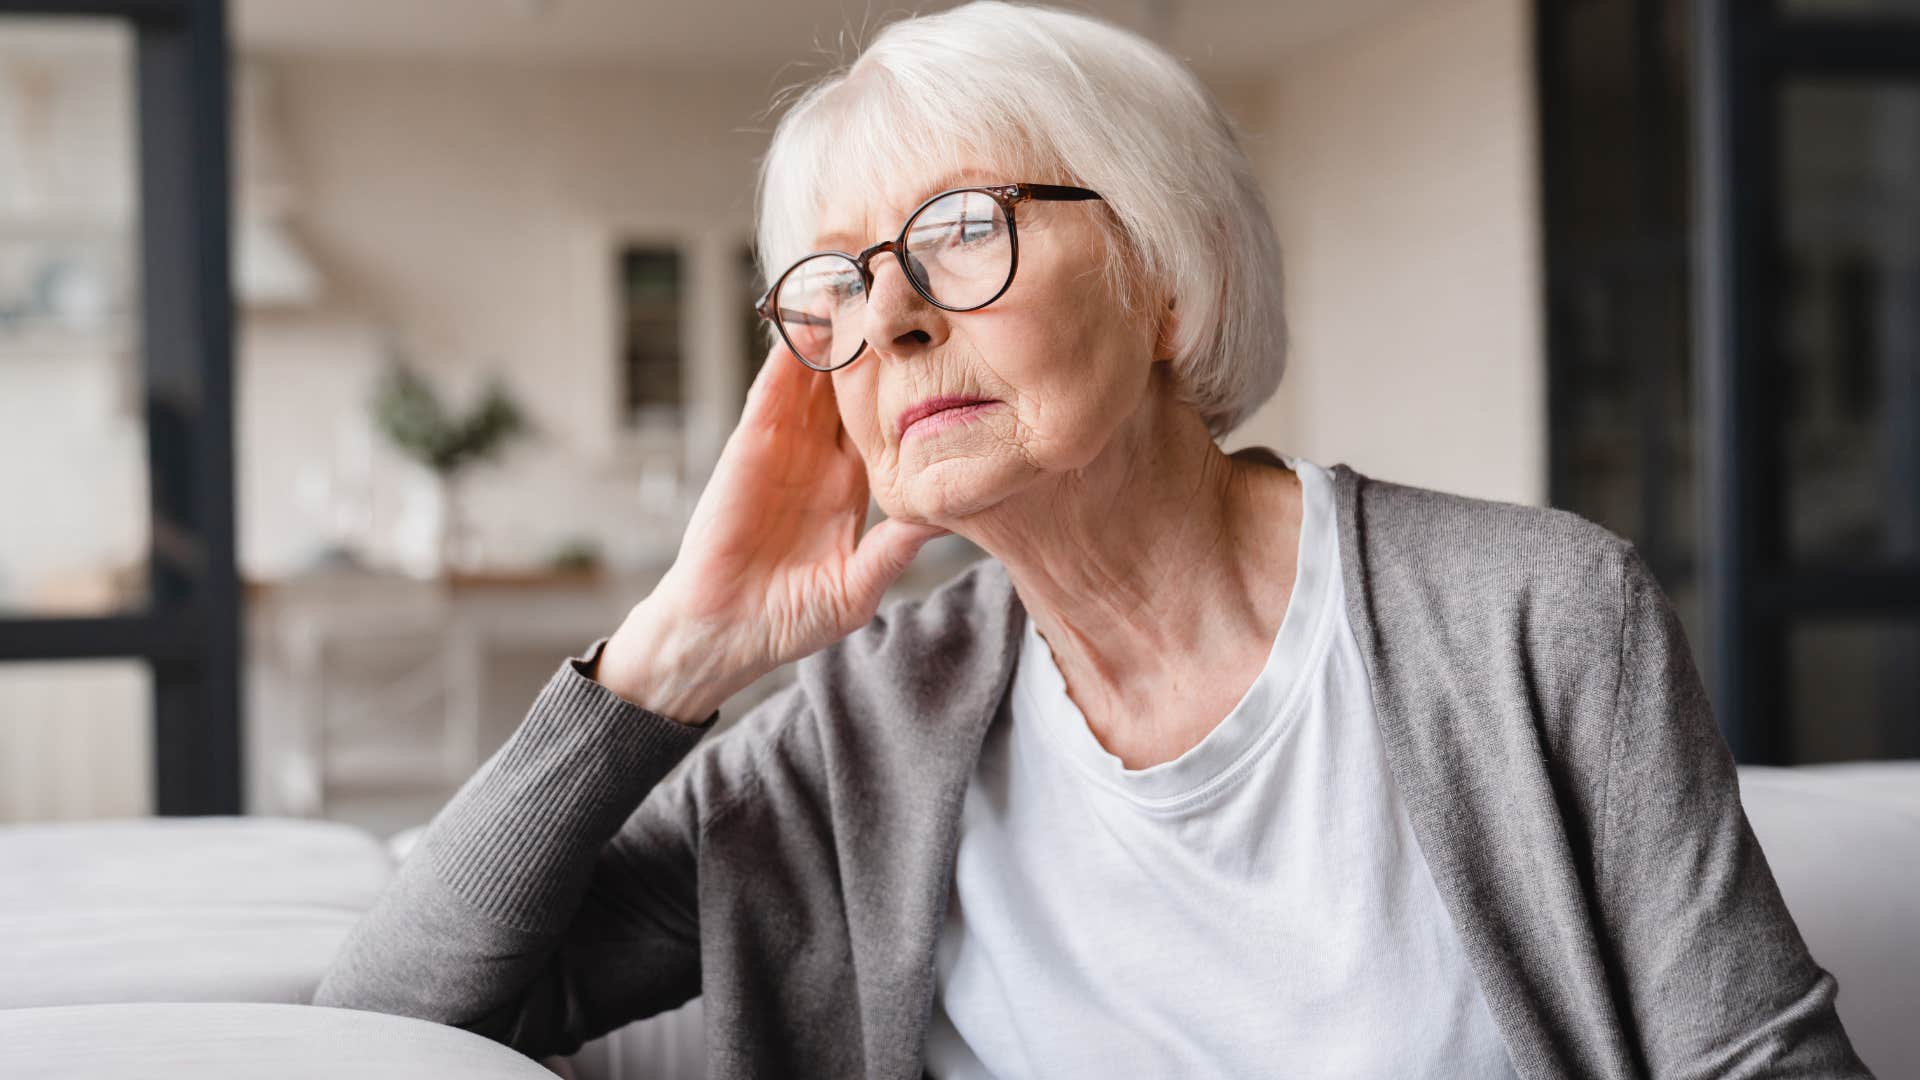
[1015,183,1103,202]
[756,291,822,325]
[758,302,830,329]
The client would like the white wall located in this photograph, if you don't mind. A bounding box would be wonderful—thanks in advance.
[239,56,780,578]
[1226,0,1546,507]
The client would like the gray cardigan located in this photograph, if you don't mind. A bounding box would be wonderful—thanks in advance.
[313,459,1870,1078]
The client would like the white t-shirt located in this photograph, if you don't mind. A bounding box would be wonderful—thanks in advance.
[922,455,1518,1079]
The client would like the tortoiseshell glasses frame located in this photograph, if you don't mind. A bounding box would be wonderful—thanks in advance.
[753,182,1104,371]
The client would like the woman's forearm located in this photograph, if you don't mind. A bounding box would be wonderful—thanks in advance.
[311,644,714,1056]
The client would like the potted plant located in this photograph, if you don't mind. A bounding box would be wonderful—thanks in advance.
[370,361,529,578]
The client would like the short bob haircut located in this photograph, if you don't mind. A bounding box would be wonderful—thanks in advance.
[754,0,1287,439]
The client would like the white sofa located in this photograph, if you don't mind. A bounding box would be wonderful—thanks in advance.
[0,818,390,1010]
[0,1003,558,1079]
[0,763,1912,1078]
[1731,763,1919,1078]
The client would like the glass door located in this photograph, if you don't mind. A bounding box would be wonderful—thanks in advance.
[0,0,239,815]
[1696,0,1920,762]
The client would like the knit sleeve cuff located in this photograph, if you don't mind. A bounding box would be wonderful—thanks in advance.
[423,636,720,932]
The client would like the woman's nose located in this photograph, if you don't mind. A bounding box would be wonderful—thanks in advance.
[861,252,947,355]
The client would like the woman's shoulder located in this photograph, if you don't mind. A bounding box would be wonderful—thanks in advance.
[1334,463,1644,617]
[1330,464,1677,723]
[1333,466,1677,808]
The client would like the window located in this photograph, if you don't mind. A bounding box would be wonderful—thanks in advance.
[618,245,684,428]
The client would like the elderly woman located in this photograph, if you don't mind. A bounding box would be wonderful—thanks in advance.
[315,3,1867,1077]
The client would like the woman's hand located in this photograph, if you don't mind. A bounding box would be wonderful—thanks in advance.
[593,341,950,722]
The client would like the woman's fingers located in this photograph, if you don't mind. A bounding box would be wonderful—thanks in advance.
[844,515,950,617]
[804,357,842,434]
[742,340,846,450]
[742,341,799,424]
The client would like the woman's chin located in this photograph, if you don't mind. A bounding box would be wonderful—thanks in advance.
[890,453,1019,523]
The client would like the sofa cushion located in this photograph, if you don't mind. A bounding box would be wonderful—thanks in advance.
[0,1003,557,1079]
[0,906,364,1008]
[0,817,391,911]
[0,817,392,1008]
[1738,761,1920,1080]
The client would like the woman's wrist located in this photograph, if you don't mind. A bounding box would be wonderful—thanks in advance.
[592,598,753,725]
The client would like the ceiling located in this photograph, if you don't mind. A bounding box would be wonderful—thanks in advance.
[232,0,1418,79]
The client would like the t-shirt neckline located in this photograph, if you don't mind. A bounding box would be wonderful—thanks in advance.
[1015,453,1340,810]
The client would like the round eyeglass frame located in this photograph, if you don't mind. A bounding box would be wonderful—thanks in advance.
[754,182,1104,371]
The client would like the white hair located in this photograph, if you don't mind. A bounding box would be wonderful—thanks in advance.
[753,0,1287,439]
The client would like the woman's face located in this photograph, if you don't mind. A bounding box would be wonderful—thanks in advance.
[813,167,1166,526]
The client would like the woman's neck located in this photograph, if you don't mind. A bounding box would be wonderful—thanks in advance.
[955,388,1303,767]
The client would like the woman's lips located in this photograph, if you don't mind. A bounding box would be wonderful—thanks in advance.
[897,394,996,438]
[900,399,1001,442]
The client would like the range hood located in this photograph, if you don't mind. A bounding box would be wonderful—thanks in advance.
[234,59,324,308]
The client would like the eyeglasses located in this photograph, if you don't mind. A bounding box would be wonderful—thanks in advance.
[754,182,1104,371]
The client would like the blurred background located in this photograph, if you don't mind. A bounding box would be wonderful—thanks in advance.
[0,0,1914,836]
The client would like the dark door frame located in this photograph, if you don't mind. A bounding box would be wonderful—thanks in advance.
[0,0,239,813]
[1694,0,1920,763]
